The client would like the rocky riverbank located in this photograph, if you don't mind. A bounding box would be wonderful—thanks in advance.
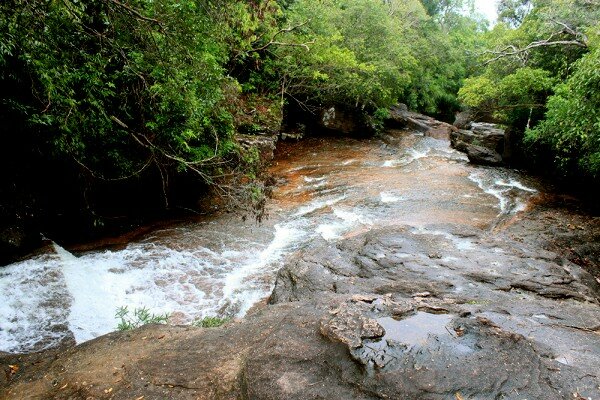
[1,199,598,399]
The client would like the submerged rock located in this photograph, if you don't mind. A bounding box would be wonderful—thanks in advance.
[451,122,506,165]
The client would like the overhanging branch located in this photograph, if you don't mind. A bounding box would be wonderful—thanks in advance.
[481,20,588,65]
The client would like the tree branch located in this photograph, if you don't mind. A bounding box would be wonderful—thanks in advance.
[248,21,315,53]
[102,0,163,28]
[481,21,588,65]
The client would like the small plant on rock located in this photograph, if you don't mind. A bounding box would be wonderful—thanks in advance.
[115,306,170,331]
[192,316,230,328]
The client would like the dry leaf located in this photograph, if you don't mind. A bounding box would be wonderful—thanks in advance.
[455,393,465,400]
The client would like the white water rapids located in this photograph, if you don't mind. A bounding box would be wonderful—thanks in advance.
[0,131,539,353]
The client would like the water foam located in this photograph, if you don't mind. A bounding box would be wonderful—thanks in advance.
[383,148,430,168]
[293,195,346,217]
[495,179,537,193]
[468,171,537,216]
[316,207,372,241]
[0,132,543,353]
[0,254,71,352]
[303,176,326,183]
[219,223,305,316]
[380,192,402,203]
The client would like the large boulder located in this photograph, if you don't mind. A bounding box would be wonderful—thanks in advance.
[453,109,475,129]
[388,104,456,140]
[450,122,506,165]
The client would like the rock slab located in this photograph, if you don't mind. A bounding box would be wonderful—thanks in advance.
[451,122,506,165]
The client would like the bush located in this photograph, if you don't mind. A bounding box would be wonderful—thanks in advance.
[526,43,600,179]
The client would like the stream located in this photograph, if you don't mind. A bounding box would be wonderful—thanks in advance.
[0,129,545,353]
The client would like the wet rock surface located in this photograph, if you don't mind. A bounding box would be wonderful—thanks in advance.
[3,210,599,399]
[388,104,457,140]
[2,127,600,399]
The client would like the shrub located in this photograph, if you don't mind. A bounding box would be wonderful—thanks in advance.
[115,306,170,331]
[192,316,230,328]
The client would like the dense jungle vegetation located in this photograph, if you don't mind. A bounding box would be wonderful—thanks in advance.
[0,0,598,261]
[460,0,600,181]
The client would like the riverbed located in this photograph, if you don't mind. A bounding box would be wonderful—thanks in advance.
[0,128,578,353]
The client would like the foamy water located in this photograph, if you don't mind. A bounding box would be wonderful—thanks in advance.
[0,131,541,353]
[468,170,538,216]
[380,192,402,203]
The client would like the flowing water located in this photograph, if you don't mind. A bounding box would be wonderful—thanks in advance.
[0,129,541,354]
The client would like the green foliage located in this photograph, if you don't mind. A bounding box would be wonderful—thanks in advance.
[0,0,262,184]
[459,67,555,122]
[497,0,532,27]
[0,0,487,228]
[371,108,392,132]
[192,316,231,328]
[526,40,600,178]
[115,306,170,331]
[261,0,482,114]
[458,0,599,179]
[458,76,498,110]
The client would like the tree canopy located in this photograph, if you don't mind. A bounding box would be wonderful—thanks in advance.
[458,0,600,179]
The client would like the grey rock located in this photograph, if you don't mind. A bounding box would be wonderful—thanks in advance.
[451,122,506,165]
[3,190,600,400]
[453,109,474,129]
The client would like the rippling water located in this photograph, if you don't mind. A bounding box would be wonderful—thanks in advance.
[0,129,540,353]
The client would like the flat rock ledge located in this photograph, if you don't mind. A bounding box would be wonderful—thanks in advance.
[2,206,600,400]
[388,104,457,140]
